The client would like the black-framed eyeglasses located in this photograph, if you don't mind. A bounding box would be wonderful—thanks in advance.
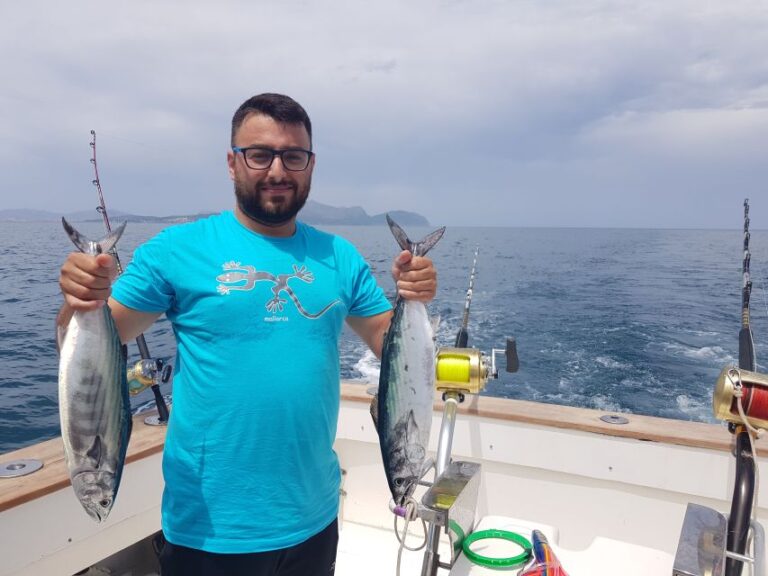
[232,146,314,171]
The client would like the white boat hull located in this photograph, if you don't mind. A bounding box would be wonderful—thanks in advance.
[0,383,765,575]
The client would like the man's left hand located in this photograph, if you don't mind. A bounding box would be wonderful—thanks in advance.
[391,250,437,303]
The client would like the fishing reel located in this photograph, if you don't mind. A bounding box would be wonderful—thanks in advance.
[713,367,768,431]
[434,338,519,396]
[127,358,172,396]
[127,357,173,426]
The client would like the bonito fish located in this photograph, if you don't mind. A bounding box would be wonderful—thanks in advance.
[376,215,445,507]
[58,218,132,522]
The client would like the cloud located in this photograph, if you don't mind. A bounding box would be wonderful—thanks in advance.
[0,0,767,226]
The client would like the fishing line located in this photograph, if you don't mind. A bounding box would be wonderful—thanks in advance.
[394,497,427,576]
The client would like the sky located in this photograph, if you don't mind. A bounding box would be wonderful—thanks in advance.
[1,0,767,228]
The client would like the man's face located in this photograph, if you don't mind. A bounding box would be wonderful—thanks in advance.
[227,113,314,230]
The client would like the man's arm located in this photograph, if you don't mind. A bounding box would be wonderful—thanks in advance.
[57,251,161,345]
[109,299,162,344]
[346,310,393,359]
[56,299,161,346]
[346,250,438,358]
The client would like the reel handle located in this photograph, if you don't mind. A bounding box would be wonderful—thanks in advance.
[490,337,520,378]
[505,338,519,373]
[151,359,171,423]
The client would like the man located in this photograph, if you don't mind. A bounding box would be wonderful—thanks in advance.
[57,93,438,575]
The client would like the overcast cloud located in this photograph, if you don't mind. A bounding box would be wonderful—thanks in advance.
[1,0,767,227]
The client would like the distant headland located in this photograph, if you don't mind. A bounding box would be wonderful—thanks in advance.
[0,201,430,227]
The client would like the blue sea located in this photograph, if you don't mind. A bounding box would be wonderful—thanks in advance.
[1,220,767,454]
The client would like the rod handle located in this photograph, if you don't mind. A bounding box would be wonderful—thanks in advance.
[739,328,756,372]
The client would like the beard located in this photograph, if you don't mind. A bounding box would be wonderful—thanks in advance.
[234,176,311,227]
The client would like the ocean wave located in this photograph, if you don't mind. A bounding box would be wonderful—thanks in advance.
[352,350,381,384]
[662,342,735,364]
[589,394,626,413]
[674,395,714,423]
[594,356,632,370]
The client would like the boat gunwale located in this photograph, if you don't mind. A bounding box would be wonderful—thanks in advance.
[0,380,748,513]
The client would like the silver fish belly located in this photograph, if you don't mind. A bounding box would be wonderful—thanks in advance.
[377,215,445,507]
[58,218,131,522]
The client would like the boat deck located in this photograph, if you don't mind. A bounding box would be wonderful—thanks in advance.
[340,516,674,576]
[78,514,674,576]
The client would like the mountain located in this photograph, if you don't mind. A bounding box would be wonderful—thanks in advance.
[301,201,430,226]
[0,201,430,226]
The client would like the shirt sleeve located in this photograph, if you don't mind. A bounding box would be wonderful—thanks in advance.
[111,228,175,313]
[345,244,392,318]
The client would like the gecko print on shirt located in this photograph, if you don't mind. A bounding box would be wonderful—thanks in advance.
[216,260,341,319]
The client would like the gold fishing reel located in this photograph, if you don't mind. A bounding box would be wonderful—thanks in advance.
[435,338,519,395]
[713,367,768,429]
[435,348,488,394]
[127,358,172,396]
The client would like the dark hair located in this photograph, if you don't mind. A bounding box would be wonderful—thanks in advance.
[231,93,312,148]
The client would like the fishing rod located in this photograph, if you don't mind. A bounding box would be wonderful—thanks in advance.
[455,247,479,348]
[724,198,759,576]
[740,199,756,372]
[448,246,519,371]
[89,130,171,425]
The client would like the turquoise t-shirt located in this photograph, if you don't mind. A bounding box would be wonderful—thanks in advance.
[112,211,391,553]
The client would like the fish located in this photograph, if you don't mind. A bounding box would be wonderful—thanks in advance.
[58,218,132,522]
[375,214,445,507]
[519,530,569,576]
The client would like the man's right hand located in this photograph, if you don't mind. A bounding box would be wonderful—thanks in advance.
[59,252,118,311]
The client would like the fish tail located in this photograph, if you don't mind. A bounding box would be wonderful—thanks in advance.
[62,217,127,255]
[385,214,445,257]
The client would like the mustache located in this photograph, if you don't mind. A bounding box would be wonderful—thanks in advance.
[256,180,297,193]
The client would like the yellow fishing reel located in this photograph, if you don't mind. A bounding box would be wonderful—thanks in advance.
[435,348,488,394]
[435,339,519,395]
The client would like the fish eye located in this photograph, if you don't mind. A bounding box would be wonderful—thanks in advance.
[394,478,405,487]
[100,498,111,508]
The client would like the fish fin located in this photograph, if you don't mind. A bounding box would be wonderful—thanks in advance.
[386,214,412,252]
[415,226,446,257]
[405,410,418,439]
[385,214,445,257]
[430,315,441,338]
[403,411,426,461]
[62,217,90,253]
[98,221,127,254]
[56,322,67,354]
[369,392,380,433]
[85,435,103,466]
[62,218,126,255]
